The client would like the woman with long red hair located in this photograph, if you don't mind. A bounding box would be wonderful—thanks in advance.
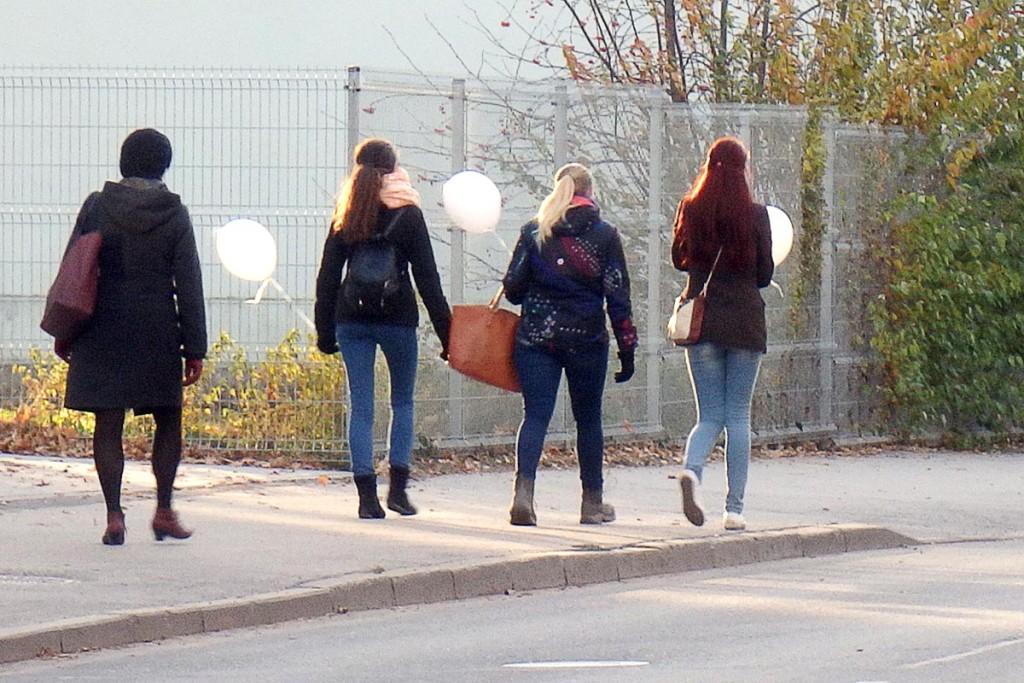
[671,137,773,531]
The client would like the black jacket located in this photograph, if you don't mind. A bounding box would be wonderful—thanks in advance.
[672,203,774,352]
[64,179,207,412]
[315,205,451,351]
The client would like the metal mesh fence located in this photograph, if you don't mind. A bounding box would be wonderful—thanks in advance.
[1,66,908,464]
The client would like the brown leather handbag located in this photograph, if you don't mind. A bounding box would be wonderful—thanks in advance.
[40,230,102,340]
[448,286,521,392]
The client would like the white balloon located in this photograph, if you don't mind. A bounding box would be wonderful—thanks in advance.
[766,205,794,266]
[442,170,501,234]
[216,219,277,281]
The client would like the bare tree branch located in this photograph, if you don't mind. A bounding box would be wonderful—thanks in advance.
[560,0,619,80]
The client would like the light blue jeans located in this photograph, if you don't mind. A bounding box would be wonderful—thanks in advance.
[683,342,762,514]
[335,323,418,476]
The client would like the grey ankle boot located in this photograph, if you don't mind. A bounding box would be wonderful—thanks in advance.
[509,474,537,526]
[580,488,615,524]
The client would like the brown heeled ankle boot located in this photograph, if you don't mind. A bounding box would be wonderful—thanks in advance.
[152,507,193,541]
[102,510,126,546]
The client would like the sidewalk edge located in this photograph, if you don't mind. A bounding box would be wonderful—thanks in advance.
[0,523,916,665]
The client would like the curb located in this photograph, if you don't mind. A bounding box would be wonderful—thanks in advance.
[0,524,915,665]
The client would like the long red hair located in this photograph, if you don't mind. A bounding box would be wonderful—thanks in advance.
[672,136,755,271]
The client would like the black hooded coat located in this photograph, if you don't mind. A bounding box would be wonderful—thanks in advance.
[63,180,207,413]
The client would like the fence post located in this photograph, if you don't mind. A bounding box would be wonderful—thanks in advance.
[340,65,364,457]
[646,91,666,432]
[448,78,467,440]
[819,119,837,432]
[554,83,568,167]
[549,82,570,435]
[345,66,361,174]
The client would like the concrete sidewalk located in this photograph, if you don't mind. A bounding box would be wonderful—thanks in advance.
[1,449,1021,664]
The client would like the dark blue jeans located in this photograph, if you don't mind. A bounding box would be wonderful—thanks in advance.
[513,343,608,491]
[335,322,418,476]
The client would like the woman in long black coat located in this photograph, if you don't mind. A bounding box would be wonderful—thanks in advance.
[58,129,207,546]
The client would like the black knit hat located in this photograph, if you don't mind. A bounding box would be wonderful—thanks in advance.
[119,128,173,180]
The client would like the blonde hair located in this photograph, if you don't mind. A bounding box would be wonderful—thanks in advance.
[535,163,593,243]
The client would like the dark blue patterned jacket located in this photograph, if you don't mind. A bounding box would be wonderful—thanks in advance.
[502,203,638,354]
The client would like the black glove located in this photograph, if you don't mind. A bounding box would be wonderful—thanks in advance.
[439,326,451,362]
[317,336,339,355]
[614,349,635,383]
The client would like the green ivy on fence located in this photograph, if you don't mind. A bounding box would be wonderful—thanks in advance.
[869,134,1024,439]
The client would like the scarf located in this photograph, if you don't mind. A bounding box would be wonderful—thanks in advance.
[380,166,421,209]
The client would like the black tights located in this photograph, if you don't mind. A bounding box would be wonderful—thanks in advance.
[93,406,183,513]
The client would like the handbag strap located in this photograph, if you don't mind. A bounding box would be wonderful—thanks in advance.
[697,247,723,297]
[488,285,504,310]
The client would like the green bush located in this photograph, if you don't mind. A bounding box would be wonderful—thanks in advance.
[869,134,1024,436]
[11,347,94,434]
[182,330,348,457]
[8,331,349,462]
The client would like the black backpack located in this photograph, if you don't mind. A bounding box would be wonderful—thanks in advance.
[339,208,406,316]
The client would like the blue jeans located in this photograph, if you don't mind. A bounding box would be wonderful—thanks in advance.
[335,323,418,476]
[684,342,762,514]
[513,343,608,491]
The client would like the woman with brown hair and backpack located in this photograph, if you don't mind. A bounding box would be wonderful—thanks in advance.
[315,138,451,519]
[671,136,774,531]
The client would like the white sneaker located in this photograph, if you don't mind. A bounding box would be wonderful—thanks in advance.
[723,512,746,531]
[679,470,705,527]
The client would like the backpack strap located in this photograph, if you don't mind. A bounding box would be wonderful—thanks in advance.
[377,207,406,239]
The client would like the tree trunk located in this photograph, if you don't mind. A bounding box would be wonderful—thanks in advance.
[755,0,770,97]
[716,0,730,101]
[664,0,685,101]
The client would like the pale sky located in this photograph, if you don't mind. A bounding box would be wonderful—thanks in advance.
[0,0,549,78]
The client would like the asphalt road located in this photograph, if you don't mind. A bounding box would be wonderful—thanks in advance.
[3,539,1022,682]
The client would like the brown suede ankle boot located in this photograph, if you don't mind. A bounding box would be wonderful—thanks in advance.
[580,489,615,524]
[509,474,537,526]
[102,510,126,546]
[152,507,193,541]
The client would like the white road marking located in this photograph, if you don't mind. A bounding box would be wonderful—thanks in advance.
[902,637,1024,669]
[503,661,650,669]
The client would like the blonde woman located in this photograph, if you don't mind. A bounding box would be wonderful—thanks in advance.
[315,138,451,519]
[502,163,638,526]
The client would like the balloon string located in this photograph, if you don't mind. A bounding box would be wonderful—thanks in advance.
[247,278,273,304]
[492,233,511,255]
[246,277,316,331]
[770,280,785,298]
